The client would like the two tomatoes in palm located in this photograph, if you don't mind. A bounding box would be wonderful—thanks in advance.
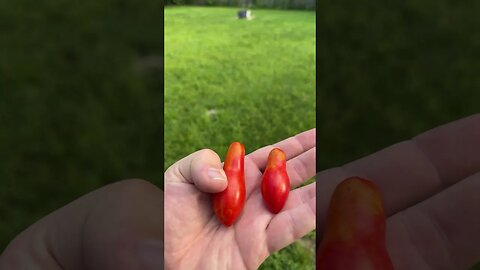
[212,143,395,269]
[212,142,290,226]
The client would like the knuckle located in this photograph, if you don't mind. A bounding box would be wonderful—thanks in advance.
[197,148,218,158]
[196,148,221,162]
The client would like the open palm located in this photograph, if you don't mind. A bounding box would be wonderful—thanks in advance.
[164,129,316,270]
[316,114,480,270]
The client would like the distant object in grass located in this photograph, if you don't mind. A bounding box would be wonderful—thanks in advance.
[206,109,218,117]
[237,10,253,20]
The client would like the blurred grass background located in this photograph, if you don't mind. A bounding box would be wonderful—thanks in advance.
[164,7,315,270]
[0,0,162,250]
[318,1,480,269]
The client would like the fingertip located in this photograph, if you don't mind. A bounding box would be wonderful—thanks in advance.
[205,167,228,192]
[207,167,227,183]
[190,149,228,193]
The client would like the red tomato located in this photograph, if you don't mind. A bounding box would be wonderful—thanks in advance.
[261,148,290,214]
[212,142,246,226]
[317,177,394,270]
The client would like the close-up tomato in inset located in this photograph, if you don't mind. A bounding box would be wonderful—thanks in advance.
[317,177,394,270]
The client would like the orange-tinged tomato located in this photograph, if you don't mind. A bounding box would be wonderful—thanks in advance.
[261,148,290,214]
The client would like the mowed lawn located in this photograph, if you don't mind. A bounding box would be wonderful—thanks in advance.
[165,7,316,269]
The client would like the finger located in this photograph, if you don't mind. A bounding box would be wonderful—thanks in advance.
[266,196,315,253]
[0,179,164,270]
[286,147,316,188]
[81,180,164,270]
[386,171,480,270]
[244,156,265,198]
[339,140,440,215]
[413,113,480,187]
[248,128,316,171]
[239,183,316,230]
[343,113,480,214]
[281,182,316,211]
[164,149,227,193]
[316,114,480,235]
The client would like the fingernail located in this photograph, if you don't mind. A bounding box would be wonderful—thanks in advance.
[208,167,227,181]
[136,240,163,269]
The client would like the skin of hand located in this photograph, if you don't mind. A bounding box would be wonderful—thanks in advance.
[316,113,480,270]
[0,178,165,270]
[164,129,317,270]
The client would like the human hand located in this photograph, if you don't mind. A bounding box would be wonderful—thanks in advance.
[316,114,480,270]
[0,178,164,270]
[164,129,316,270]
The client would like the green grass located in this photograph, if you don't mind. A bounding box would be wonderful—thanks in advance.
[318,1,480,269]
[0,0,162,250]
[165,7,316,269]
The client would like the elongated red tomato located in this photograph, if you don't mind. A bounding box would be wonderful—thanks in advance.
[261,148,290,214]
[212,142,246,226]
[317,177,394,270]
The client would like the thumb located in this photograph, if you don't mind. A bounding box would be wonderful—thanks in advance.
[165,149,228,193]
